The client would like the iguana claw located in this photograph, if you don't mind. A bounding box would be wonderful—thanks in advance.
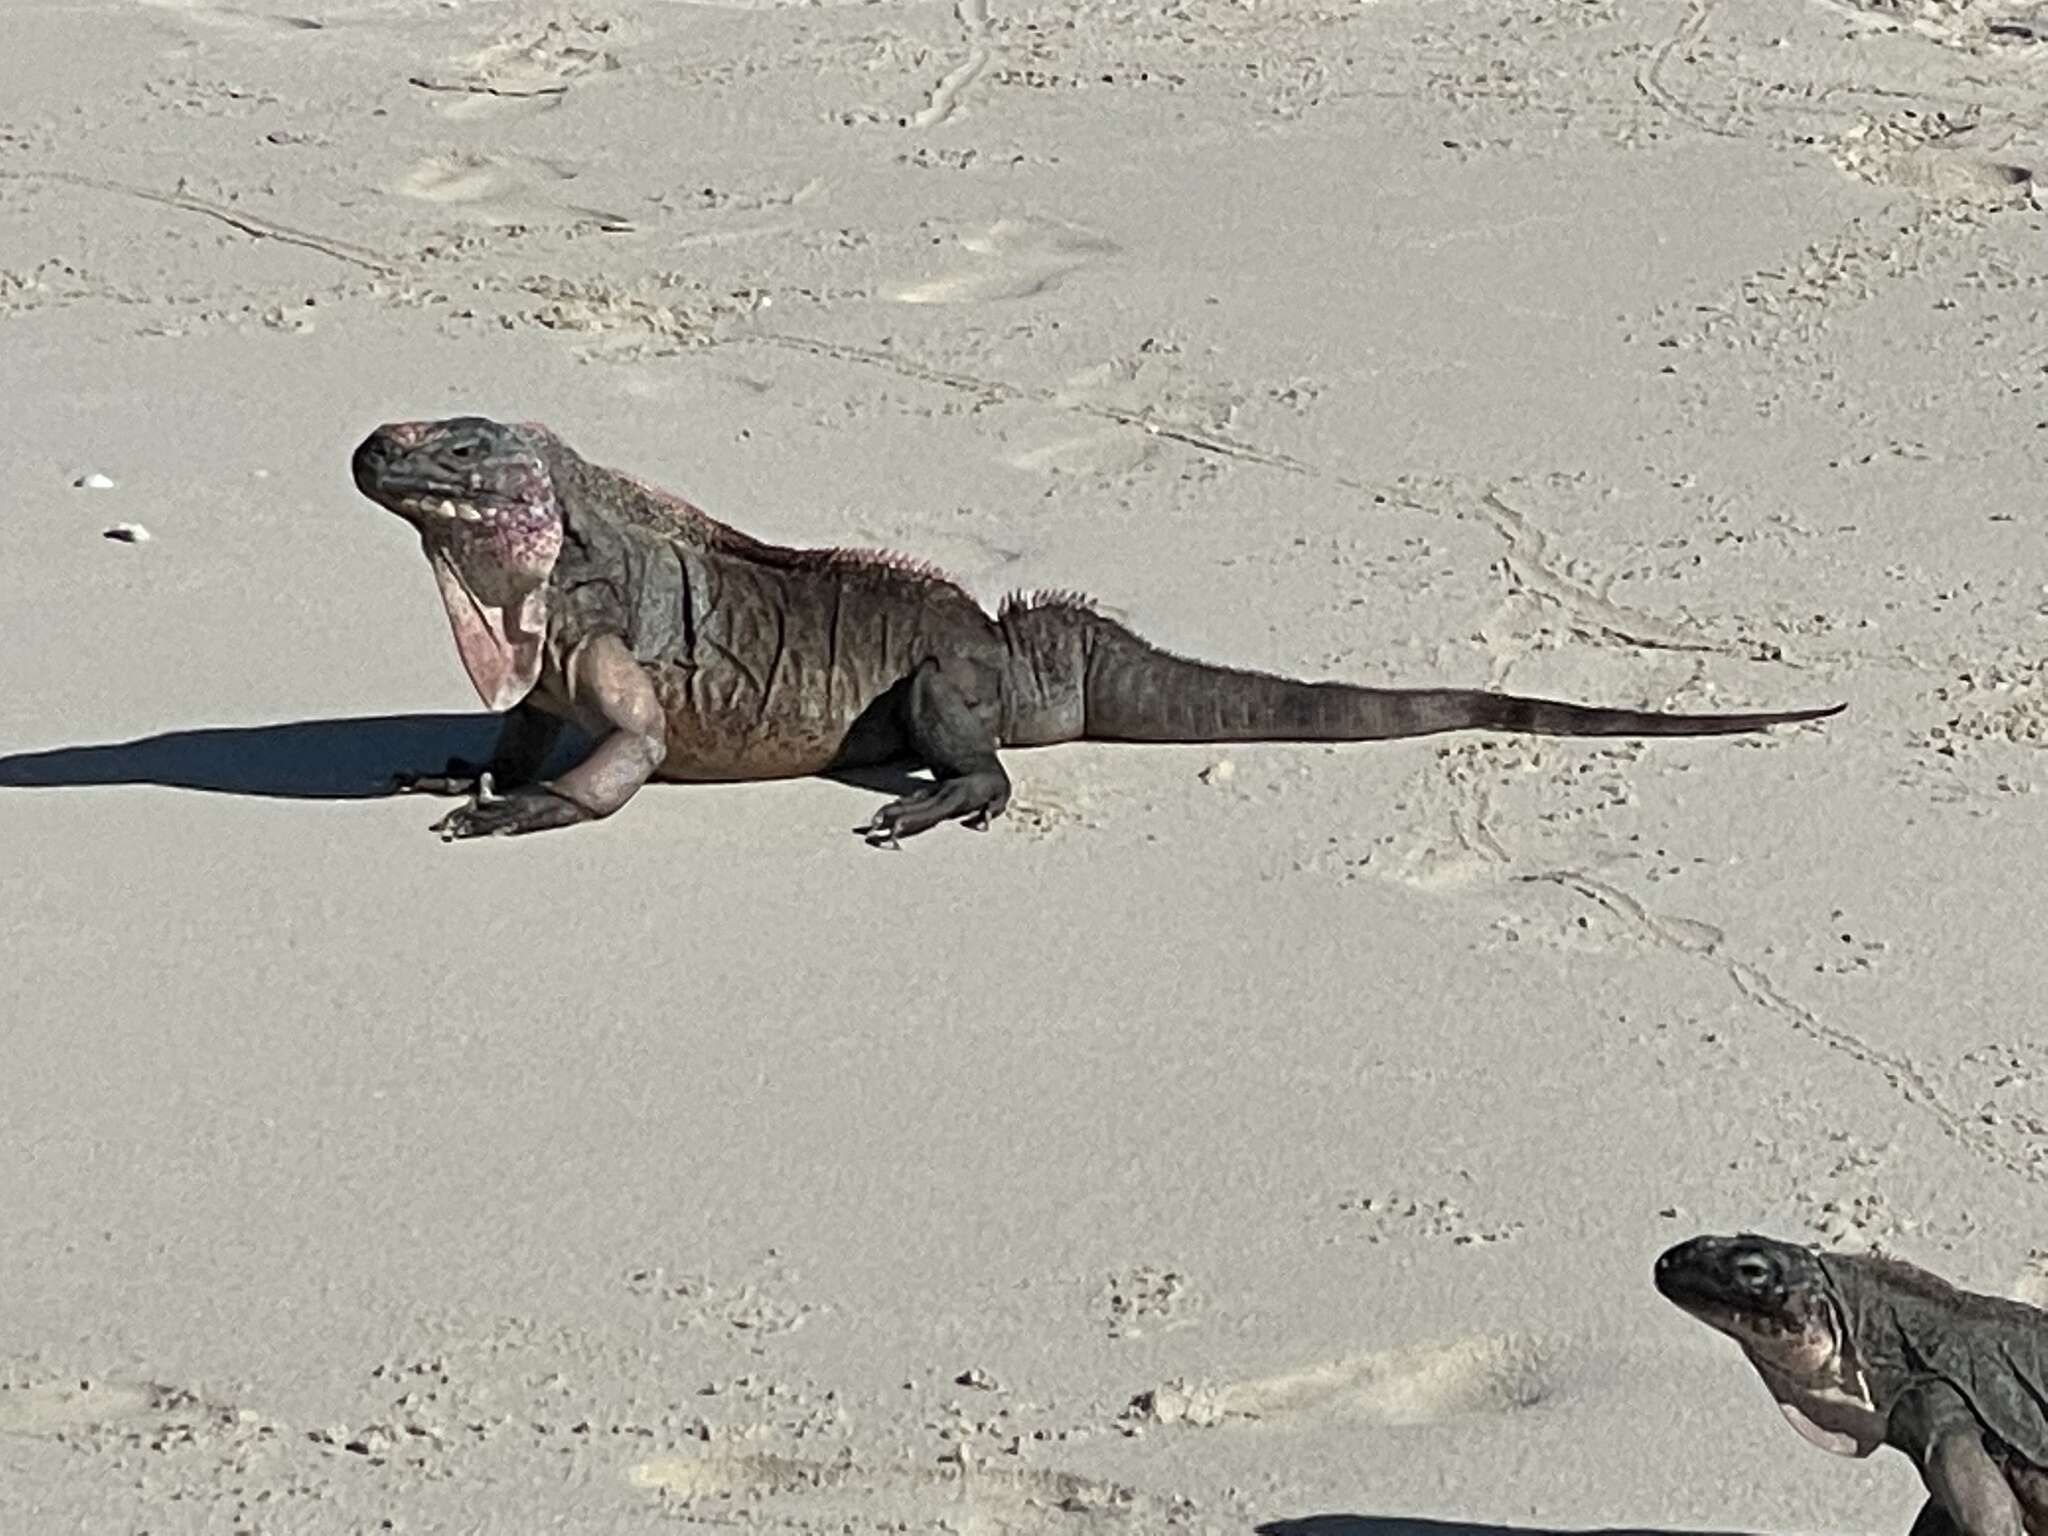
[856,812,904,850]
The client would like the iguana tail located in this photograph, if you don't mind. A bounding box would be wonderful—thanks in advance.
[1001,597,1843,743]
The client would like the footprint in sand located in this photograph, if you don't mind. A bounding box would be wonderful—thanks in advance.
[2015,1249,2048,1308]
[0,1375,209,1438]
[1832,114,2037,206]
[136,0,324,32]
[886,216,1116,306]
[629,1448,1158,1531]
[1000,350,1240,478]
[416,16,621,122]
[1001,426,1154,478]
[1129,1332,1562,1430]
[393,152,631,229]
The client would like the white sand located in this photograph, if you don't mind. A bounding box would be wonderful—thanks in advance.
[4,0,2046,1530]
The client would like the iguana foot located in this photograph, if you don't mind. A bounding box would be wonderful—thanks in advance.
[859,772,1010,847]
[431,776,594,840]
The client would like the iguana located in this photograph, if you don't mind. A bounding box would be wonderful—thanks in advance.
[350,416,1845,845]
[1655,1233,2048,1536]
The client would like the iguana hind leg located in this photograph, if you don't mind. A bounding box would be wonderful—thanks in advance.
[1893,1385,2027,1536]
[393,701,563,797]
[859,658,1011,847]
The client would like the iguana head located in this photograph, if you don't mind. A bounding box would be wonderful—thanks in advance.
[353,417,564,711]
[1656,1233,1884,1458]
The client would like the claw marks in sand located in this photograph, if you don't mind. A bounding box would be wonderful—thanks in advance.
[392,151,632,229]
[1832,112,2038,207]
[1482,492,1734,658]
[628,1449,1174,1531]
[0,1375,216,1440]
[904,0,994,129]
[1102,1266,1199,1340]
[1004,345,1254,478]
[136,0,324,33]
[886,215,1116,306]
[413,16,622,121]
[1126,1332,1560,1431]
[1527,869,2047,1188]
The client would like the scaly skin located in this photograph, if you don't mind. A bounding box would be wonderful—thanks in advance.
[1656,1234,2048,1536]
[351,416,1846,846]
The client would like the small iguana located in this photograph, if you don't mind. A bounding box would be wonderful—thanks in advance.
[1655,1232,2048,1536]
[350,416,1845,845]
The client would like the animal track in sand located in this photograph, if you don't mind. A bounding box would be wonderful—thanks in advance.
[136,0,323,32]
[392,152,630,228]
[1000,424,1154,478]
[885,216,1116,305]
[1830,112,2036,207]
[0,1374,248,1447]
[2016,1249,2048,1307]
[419,16,621,121]
[1127,1332,1561,1430]
[1102,1266,1199,1339]
[628,1448,1163,1531]
[906,0,994,128]
[1335,1191,1525,1248]
[1533,870,2048,1190]
[999,346,1242,477]
[1814,0,2048,53]
[0,1376,165,1436]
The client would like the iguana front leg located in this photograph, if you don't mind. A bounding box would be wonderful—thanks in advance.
[433,635,666,840]
[1892,1384,2027,1536]
[392,700,563,797]
[859,657,1011,847]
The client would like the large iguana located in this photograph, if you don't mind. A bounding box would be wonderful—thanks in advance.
[1656,1233,2048,1536]
[350,416,1845,845]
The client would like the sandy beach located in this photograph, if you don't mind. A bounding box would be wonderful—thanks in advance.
[5,0,2048,1530]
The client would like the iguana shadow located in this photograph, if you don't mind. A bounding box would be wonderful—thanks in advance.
[1259,1519,1767,1536]
[0,714,925,801]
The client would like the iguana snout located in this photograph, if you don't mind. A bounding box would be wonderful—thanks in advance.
[355,416,565,710]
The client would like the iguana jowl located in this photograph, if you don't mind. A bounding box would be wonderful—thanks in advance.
[350,416,1845,845]
[1656,1233,2048,1536]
